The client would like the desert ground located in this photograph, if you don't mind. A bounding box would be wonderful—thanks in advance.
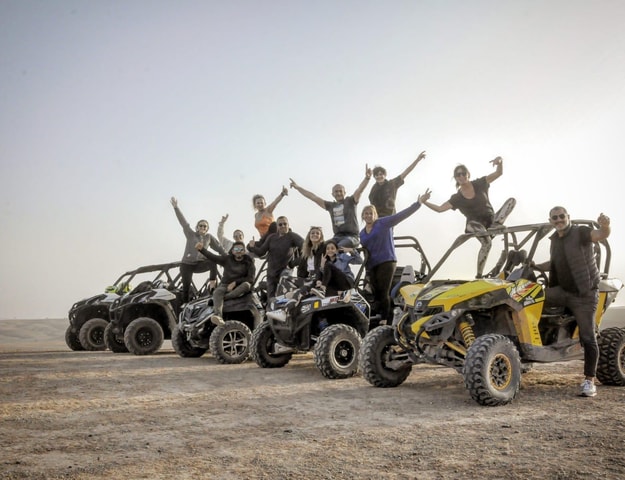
[1,313,625,480]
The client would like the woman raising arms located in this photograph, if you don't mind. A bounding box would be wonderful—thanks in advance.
[421,157,516,278]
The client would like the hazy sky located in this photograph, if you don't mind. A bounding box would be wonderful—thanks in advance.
[1,1,624,319]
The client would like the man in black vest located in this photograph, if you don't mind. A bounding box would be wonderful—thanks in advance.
[536,206,611,397]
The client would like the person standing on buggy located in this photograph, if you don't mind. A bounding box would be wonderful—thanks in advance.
[359,189,431,327]
[420,156,516,278]
[310,239,363,301]
[170,197,226,304]
[195,241,256,326]
[247,216,304,300]
[368,150,426,217]
[289,165,371,248]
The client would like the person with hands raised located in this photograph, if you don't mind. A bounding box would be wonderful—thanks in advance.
[369,150,427,217]
[360,189,432,326]
[290,164,372,248]
[421,156,516,278]
[170,196,226,304]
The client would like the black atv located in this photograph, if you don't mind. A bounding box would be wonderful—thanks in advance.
[105,262,208,355]
[250,274,371,379]
[172,261,267,364]
[65,263,175,351]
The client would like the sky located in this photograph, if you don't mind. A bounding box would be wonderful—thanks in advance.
[1,0,624,319]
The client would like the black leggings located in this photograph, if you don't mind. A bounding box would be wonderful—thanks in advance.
[321,263,353,296]
[369,261,397,322]
[180,260,217,303]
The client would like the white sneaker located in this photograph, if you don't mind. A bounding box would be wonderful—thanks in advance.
[311,287,326,298]
[266,310,287,322]
[579,379,597,397]
[340,290,352,303]
[211,315,225,326]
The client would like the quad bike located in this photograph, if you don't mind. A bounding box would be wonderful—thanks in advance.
[359,221,624,406]
[65,263,174,351]
[105,262,206,355]
[172,261,266,364]
[250,273,371,379]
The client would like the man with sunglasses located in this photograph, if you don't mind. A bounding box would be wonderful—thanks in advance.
[195,241,256,326]
[247,216,304,299]
[534,207,611,397]
[171,197,226,304]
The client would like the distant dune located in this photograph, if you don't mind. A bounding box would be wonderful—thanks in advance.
[0,307,623,353]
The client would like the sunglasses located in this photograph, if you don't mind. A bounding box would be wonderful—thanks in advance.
[551,213,567,221]
[197,224,208,229]
[232,247,245,253]
[278,222,288,226]
[454,171,468,178]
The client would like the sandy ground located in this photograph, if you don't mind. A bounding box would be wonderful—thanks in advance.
[1,314,625,480]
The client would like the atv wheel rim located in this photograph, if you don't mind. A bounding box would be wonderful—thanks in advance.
[334,340,356,367]
[137,328,154,347]
[489,353,512,390]
[222,331,248,356]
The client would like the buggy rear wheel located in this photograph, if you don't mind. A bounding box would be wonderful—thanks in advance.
[79,318,108,351]
[104,322,128,353]
[65,325,84,351]
[209,320,252,364]
[597,327,625,386]
[250,321,292,368]
[463,334,521,406]
[314,324,361,379]
[124,317,164,355]
[359,325,412,387]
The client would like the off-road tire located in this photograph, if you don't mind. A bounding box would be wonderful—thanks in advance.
[314,324,361,379]
[251,321,292,368]
[597,327,625,386]
[65,325,84,351]
[78,318,108,351]
[463,334,521,406]
[104,322,128,353]
[359,325,412,387]
[171,325,208,358]
[210,320,253,364]
[124,317,164,355]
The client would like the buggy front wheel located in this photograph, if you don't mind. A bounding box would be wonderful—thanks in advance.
[463,334,521,406]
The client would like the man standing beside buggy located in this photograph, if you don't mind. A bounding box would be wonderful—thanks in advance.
[534,207,611,397]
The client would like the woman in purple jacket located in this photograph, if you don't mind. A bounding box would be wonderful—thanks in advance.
[360,189,431,326]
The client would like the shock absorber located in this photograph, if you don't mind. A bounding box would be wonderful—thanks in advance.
[458,312,476,347]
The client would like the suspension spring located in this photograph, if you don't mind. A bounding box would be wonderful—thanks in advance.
[458,313,476,347]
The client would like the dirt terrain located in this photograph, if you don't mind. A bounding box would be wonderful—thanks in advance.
[2,319,625,480]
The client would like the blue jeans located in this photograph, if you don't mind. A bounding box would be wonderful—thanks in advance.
[544,286,599,377]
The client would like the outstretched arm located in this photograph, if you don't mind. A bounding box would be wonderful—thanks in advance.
[266,186,288,214]
[486,156,503,184]
[217,214,228,244]
[591,213,611,243]
[421,191,453,213]
[171,196,192,231]
[399,150,426,181]
[352,164,372,203]
[289,178,326,208]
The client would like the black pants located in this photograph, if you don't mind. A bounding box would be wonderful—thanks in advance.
[321,263,353,296]
[180,261,217,303]
[368,260,397,322]
[544,286,599,378]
